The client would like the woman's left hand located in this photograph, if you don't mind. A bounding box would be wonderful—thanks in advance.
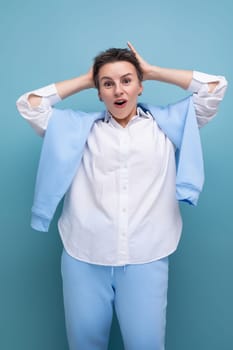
[127,41,154,81]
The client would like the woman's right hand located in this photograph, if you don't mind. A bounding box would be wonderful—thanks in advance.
[85,66,95,89]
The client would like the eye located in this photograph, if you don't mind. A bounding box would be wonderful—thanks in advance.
[103,80,113,88]
[122,77,131,85]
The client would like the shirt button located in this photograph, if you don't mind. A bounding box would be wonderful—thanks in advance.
[122,208,127,213]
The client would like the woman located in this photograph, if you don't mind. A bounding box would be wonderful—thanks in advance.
[16,42,227,350]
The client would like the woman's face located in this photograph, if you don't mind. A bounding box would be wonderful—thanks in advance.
[98,61,143,127]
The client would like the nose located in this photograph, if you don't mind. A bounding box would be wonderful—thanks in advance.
[114,82,123,96]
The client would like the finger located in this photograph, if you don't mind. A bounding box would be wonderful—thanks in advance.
[127,42,141,61]
[127,41,137,54]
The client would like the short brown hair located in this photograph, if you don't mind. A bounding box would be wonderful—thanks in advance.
[93,48,143,90]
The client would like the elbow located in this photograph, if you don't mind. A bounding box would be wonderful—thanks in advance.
[16,96,24,115]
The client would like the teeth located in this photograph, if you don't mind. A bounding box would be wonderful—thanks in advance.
[115,100,125,105]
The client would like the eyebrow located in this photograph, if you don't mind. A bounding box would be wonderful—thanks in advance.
[100,73,133,81]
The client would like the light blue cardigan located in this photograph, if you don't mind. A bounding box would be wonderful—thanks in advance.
[31,95,204,232]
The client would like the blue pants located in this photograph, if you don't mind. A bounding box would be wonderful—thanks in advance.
[61,249,169,350]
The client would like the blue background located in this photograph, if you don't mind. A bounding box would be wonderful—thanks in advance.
[1,0,232,349]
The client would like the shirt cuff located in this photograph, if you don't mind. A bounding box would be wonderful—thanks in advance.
[31,83,62,105]
[188,71,222,93]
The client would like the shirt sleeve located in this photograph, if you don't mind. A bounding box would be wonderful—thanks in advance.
[188,71,228,127]
[16,84,61,136]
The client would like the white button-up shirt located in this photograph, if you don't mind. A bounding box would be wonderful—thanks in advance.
[16,71,227,265]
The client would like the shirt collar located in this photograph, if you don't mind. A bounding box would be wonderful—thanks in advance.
[104,106,152,123]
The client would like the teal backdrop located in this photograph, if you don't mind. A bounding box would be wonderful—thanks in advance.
[1,0,232,349]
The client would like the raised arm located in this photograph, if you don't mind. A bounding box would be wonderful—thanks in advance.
[127,42,228,126]
[16,68,95,135]
[127,42,219,93]
[28,68,95,107]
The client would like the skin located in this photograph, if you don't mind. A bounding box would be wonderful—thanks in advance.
[97,61,143,127]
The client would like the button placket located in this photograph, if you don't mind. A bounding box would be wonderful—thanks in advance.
[118,129,130,261]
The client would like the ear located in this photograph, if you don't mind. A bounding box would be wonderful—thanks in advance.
[138,83,143,96]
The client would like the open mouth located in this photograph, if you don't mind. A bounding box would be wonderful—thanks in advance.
[114,99,127,107]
